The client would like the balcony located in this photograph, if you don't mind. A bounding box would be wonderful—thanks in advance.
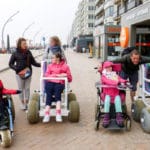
[127,0,136,10]
[119,7,126,15]
[104,0,114,10]
[113,12,121,21]
[95,0,104,6]
[95,0,100,5]
[95,4,104,16]
[95,17,104,26]
[113,11,118,18]
[114,0,121,5]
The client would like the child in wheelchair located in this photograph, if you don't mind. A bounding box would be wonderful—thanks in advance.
[0,80,21,147]
[0,80,21,122]
[101,61,127,128]
[43,53,72,123]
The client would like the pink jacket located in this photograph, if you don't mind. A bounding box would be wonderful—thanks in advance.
[101,74,126,103]
[45,61,72,84]
[0,80,18,96]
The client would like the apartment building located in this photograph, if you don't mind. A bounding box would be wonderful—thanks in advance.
[94,0,121,60]
[117,0,150,56]
[69,0,95,47]
[94,0,150,60]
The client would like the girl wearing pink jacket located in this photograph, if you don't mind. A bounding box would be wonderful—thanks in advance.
[43,53,72,123]
[101,61,126,128]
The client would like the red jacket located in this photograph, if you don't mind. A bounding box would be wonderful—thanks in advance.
[101,74,126,103]
[45,61,72,84]
[0,80,18,95]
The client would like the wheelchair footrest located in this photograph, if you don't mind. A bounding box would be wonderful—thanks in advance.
[107,119,125,130]
[0,125,8,130]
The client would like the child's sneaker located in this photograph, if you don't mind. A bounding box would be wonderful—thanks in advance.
[56,114,62,122]
[43,115,50,123]
[116,113,124,127]
[43,112,50,123]
[102,113,110,128]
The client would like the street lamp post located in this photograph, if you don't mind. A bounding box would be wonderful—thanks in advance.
[33,30,41,48]
[1,11,20,50]
[22,22,35,37]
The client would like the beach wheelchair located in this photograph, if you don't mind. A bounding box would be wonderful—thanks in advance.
[132,63,150,133]
[0,95,15,148]
[27,61,80,124]
[94,63,132,131]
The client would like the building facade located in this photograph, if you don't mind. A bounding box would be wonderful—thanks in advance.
[94,0,150,60]
[94,0,120,60]
[69,0,95,47]
[119,0,150,56]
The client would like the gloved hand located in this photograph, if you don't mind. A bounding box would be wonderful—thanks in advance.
[118,82,126,89]
[16,90,22,94]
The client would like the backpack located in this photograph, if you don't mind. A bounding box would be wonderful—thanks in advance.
[121,47,136,57]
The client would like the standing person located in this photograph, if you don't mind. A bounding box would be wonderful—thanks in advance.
[112,49,150,102]
[43,53,72,123]
[43,36,66,63]
[9,38,41,110]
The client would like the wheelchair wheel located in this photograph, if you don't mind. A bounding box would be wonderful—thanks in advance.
[94,120,100,131]
[122,104,127,114]
[27,94,40,124]
[9,97,15,121]
[131,100,145,122]
[68,93,76,103]
[125,118,131,131]
[95,104,99,121]
[140,108,150,133]
[0,130,12,148]
[31,93,40,102]
[68,101,80,122]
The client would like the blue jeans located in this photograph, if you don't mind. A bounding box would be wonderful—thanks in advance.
[45,82,65,106]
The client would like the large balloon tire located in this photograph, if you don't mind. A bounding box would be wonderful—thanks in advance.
[68,93,77,103]
[140,108,150,133]
[0,130,12,148]
[68,101,80,122]
[31,93,40,102]
[27,94,40,124]
[131,100,145,122]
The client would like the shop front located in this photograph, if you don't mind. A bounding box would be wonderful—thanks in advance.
[94,25,121,61]
[121,2,150,55]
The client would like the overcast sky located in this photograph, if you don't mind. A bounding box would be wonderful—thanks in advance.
[0,0,81,47]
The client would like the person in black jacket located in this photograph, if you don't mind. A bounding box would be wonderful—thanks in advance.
[112,49,150,102]
[9,38,41,110]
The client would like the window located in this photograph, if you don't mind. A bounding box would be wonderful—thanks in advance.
[88,6,95,11]
[105,6,114,17]
[89,0,94,2]
[88,14,94,19]
[88,23,94,28]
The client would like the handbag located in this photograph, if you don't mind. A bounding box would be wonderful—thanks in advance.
[18,53,31,80]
